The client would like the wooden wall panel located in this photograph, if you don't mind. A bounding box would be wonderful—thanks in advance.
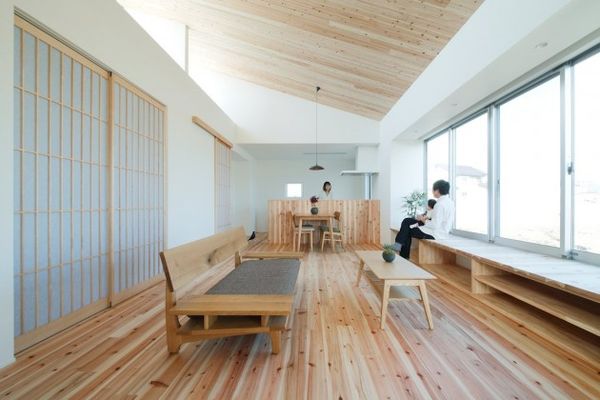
[267,200,380,245]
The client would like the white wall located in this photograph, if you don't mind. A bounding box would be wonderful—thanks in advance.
[373,140,392,244]
[125,9,187,71]
[389,141,425,231]
[373,140,423,244]
[254,159,363,232]
[0,0,239,366]
[231,158,256,234]
[0,0,16,369]
[190,69,380,145]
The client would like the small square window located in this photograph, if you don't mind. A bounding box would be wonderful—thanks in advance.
[286,183,302,198]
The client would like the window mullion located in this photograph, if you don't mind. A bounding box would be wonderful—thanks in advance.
[560,65,575,258]
[487,106,497,243]
[449,128,456,230]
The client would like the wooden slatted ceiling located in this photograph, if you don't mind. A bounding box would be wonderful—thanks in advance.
[118,0,482,119]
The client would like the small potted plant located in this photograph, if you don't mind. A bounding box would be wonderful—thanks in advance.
[310,195,319,215]
[382,244,397,262]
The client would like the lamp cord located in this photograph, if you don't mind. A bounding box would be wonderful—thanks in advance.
[315,86,320,166]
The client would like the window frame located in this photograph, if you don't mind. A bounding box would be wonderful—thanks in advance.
[423,43,600,265]
[495,71,563,256]
[570,47,600,264]
[424,130,450,199]
[450,110,490,240]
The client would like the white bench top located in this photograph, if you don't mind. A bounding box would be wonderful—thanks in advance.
[421,236,600,303]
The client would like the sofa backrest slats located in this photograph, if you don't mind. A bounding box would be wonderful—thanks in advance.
[160,226,248,293]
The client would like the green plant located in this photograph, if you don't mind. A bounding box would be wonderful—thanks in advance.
[402,190,426,218]
[382,244,396,254]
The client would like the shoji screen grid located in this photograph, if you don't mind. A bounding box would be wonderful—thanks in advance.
[111,76,165,300]
[13,17,166,350]
[13,20,111,342]
[215,139,231,232]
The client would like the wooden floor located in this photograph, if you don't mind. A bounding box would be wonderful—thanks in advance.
[0,241,595,399]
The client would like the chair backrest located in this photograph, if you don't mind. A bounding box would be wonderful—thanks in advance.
[160,226,248,295]
[334,211,342,230]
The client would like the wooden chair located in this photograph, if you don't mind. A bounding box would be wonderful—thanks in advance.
[321,211,344,251]
[288,211,314,251]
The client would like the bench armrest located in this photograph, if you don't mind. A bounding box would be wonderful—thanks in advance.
[241,251,304,260]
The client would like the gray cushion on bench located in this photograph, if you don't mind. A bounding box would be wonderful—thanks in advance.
[206,258,300,295]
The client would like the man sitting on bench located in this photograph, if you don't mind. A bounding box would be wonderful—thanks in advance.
[395,180,455,259]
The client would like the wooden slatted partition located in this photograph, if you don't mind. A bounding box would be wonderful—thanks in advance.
[267,200,380,245]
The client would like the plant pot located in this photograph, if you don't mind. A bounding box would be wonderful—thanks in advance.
[310,206,319,215]
[382,251,396,263]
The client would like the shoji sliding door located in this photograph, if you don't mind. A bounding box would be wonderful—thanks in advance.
[13,16,166,351]
[13,18,111,350]
[214,139,231,232]
[110,76,166,303]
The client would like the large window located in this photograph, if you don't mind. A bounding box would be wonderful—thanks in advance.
[498,77,561,247]
[455,113,488,234]
[573,52,600,255]
[424,45,600,262]
[426,132,449,193]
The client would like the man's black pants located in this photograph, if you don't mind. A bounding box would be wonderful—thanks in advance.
[394,218,434,259]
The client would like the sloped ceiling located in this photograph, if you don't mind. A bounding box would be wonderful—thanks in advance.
[119,0,482,119]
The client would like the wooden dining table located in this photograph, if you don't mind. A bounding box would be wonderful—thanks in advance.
[294,213,335,252]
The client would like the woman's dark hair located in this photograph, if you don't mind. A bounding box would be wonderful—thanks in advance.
[432,179,450,195]
[323,181,332,191]
[427,199,437,209]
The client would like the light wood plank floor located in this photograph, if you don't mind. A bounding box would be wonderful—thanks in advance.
[0,242,594,399]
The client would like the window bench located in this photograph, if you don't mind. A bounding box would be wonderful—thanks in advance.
[417,236,600,374]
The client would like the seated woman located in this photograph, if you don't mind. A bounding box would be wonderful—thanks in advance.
[395,180,454,259]
[322,181,333,199]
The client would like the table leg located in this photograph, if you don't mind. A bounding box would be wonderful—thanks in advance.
[418,281,434,330]
[355,259,364,286]
[380,281,390,329]
[297,217,303,252]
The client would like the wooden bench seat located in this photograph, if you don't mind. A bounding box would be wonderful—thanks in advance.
[417,236,600,374]
[160,226,303,354]
[420,237,600,303]
[419,237,600,302]
[169,295,294,316]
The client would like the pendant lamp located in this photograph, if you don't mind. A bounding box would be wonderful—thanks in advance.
[309,86,324,171]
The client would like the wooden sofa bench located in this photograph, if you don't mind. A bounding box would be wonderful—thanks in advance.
[159,226,303,354]
[417,236,600,375]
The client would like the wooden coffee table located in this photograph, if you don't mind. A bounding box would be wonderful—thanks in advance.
[355,251,436,329]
